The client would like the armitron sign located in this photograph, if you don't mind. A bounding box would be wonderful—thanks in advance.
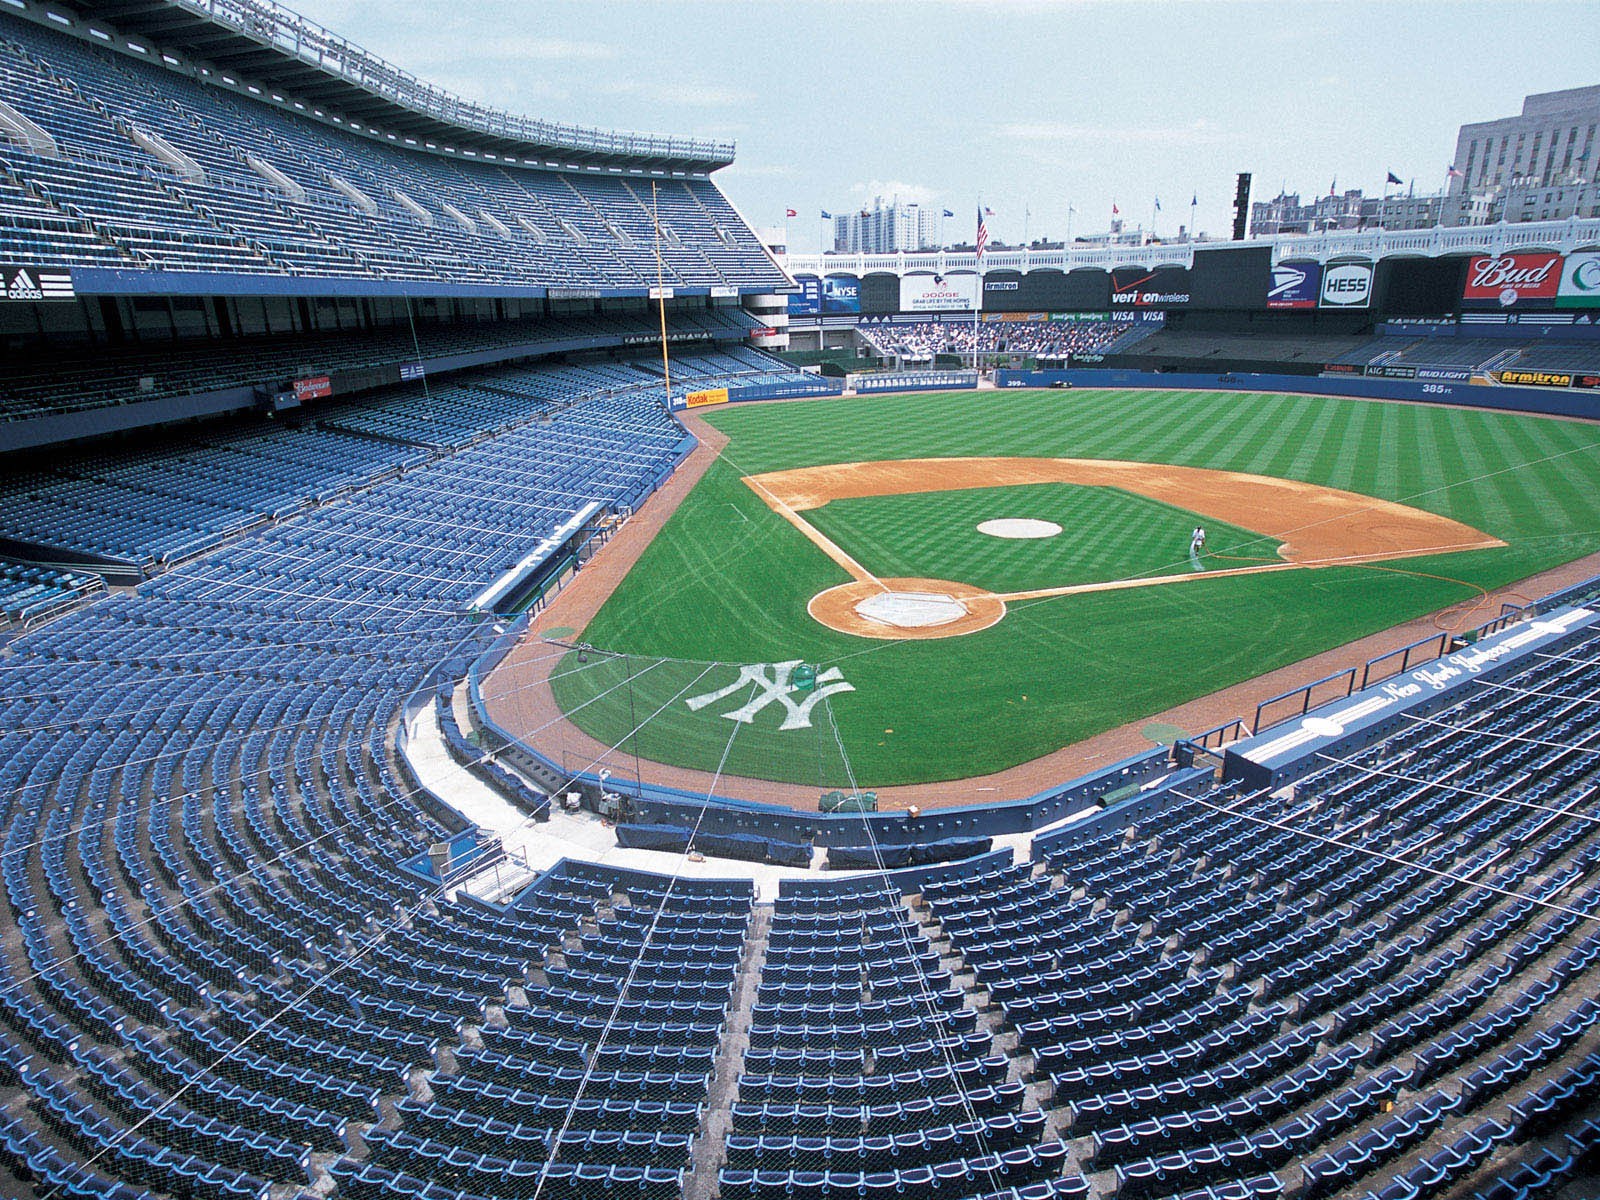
[1497,369,1572,388]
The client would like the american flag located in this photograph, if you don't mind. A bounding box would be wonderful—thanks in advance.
[974,205,990,261]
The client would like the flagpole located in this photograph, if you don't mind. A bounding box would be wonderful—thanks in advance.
[651,182,672,413]
[972,201,981,377]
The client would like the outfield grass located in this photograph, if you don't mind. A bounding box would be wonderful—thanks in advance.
[548,389,1600,787]
[805,483,1264,595]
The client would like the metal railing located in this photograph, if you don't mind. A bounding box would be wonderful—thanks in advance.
[1190,717,1251,752]
[167,0,735,165]
[784,216,1600,278]
[1359,631,1452,690]
[1252,666,1361,736]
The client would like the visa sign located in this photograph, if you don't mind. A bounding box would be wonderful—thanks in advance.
[1319,262,1372,308]
[1267,261,1320,309]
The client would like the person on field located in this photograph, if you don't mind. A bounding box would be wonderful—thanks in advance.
[1190,526,1206,556]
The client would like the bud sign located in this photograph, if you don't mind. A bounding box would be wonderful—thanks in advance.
[1462,254,1564,308]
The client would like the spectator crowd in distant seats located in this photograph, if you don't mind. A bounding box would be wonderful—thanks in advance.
[860,320,1126,362]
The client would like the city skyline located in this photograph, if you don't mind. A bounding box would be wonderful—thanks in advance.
[279,0,1597,251]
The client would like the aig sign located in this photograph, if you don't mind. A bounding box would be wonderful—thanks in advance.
[1320,262,1373,309]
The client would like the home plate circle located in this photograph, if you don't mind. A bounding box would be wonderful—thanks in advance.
[855,591,968,628]
[978,518,1062,539]
[807,577,1007,640]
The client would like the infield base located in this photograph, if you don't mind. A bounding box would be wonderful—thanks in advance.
[809,577,1006,640]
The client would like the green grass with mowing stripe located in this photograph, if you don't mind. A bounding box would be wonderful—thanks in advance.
[805,483,1264,595]
[548,389,1600,787]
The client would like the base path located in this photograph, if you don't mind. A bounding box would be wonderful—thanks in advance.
[749,456,1503,639]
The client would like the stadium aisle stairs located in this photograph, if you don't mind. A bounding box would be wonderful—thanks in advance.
[684,905,770,1200]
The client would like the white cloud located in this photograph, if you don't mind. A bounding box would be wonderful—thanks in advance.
[847,179,942,207]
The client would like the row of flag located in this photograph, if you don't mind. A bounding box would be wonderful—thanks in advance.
[782,155,1572,233]
[786,208,961,219]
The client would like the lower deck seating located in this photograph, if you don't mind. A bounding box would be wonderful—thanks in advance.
[0,341,1597,1200]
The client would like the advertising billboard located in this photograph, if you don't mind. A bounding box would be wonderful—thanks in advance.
[2,264,73,301]
[1496,369,1572,388]
[1320,262,1373,308]
[900,273,978,312]
[684,387,730,408]
[292,375,332,401]
[787,275,822,316]
[1462,253,1563,308]
[1557,252,1600,308]
[1267,261,1321,309]
[821,275,861,313]
[1110,266,1191,308]
[788,274,861,315]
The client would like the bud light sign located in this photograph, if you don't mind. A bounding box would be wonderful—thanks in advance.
[1462,253,1563,309]
[1267,261,1320,309]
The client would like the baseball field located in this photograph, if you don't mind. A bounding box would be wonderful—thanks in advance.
[542,387,1600,788]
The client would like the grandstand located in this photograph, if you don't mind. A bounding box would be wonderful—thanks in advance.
[0,1,1598,1199]
[0,13,784,291]
[858,319,1138,364]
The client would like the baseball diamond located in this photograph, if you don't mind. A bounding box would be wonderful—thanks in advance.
[494,386,1600,791]
[8,7,1600,1198]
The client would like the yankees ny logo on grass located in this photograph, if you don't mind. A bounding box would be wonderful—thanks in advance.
[685,660,854,730]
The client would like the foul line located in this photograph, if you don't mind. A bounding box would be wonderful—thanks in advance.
[741,470,886,592]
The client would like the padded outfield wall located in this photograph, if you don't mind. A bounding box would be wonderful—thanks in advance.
[994,368,1600,420]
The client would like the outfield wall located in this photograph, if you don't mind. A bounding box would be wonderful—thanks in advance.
[993,367,1600,420]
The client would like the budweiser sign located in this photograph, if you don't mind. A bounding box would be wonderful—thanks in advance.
[1463,253,1564,307]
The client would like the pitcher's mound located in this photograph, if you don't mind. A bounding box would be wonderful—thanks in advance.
[978,518,1062,539]
[808,577,1006,640]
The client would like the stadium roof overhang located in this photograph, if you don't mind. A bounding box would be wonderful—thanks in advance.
[50,0,736,174]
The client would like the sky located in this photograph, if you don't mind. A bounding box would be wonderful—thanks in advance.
[286,0,1600,253]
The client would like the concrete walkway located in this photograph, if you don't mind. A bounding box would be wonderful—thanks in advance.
[404,700,877,894]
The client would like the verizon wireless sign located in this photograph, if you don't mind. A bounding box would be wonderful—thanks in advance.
[1462,253,1563,308]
